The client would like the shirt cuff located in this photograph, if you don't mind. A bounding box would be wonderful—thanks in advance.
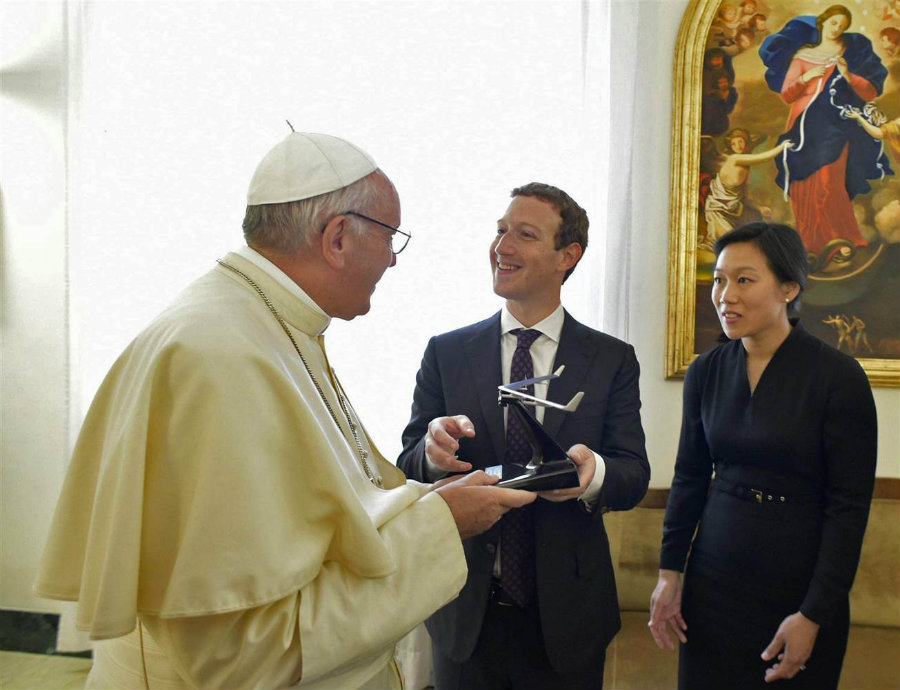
[578,452,606,510]
[424,454,450,482]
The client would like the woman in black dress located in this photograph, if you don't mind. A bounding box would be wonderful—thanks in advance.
[648,222,877,689]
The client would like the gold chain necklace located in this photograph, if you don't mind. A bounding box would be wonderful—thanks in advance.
[216,259,383,488]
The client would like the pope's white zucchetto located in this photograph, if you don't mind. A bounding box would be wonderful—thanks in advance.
[247,132,378,206]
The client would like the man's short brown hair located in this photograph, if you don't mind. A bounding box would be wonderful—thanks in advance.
[511,182,589,282]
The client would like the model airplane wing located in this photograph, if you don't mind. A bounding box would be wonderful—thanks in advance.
[498,365,584,412]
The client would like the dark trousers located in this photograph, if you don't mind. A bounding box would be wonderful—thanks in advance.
[432,596,605,690]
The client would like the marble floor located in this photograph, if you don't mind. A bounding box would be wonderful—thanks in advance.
[0,650,91,690]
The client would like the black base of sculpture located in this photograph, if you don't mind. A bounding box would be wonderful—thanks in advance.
[489,459,579,491]
[487,398,579,492]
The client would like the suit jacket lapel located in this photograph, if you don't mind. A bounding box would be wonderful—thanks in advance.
[543,312,593,440]
[463,314,505,463]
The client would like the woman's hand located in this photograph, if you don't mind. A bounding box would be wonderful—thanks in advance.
[835,56,850,79]
[760,611,820,683]
[801,64,827,83]
[648,569,688,650]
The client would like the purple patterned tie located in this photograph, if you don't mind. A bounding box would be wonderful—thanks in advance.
[501,328,541,607]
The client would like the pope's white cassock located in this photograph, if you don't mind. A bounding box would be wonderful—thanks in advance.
[34,246,467,689]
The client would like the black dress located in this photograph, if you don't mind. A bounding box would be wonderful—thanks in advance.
[660,325,877,690]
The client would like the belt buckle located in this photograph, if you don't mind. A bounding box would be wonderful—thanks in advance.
[749,488,763,504]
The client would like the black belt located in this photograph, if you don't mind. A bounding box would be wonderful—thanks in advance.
[489,580,519,607]
[713,477,822,505]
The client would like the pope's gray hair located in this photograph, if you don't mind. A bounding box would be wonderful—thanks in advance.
[242,170,385,254]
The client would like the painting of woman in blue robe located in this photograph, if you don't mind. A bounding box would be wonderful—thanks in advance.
[759,4,892,263]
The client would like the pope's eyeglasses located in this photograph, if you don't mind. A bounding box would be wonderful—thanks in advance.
[342,211,411,255]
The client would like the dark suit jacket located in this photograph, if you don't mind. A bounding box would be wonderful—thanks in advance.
[397,310,650,674]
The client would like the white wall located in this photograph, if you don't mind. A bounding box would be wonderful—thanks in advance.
[624,0,692,487]
[1,1,70,613]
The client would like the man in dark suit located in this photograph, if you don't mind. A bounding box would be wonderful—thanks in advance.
[397,183,650,690]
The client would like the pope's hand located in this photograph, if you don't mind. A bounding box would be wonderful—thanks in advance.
[425,415,476,472]
[434,471,536,540]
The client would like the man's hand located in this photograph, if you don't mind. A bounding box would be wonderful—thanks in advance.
[648,569,688,650]
[761,611,819,683]
[434,471,536,539]
[536,444,595,502]
[425,415,476,472]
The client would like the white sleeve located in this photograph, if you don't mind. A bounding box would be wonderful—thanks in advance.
[424,454,450,481]
[578,451,607,511]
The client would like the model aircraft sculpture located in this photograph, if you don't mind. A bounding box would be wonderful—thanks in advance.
[488,366,583,491]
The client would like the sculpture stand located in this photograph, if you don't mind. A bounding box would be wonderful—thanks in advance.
[485,398,579,491]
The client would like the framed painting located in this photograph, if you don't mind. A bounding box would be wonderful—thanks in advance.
[666,0,900,386]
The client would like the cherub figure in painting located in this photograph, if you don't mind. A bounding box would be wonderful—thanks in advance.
[739,0,760,27]
[880,27,900,59]
[701,129,793,249]
[722,26,756,56]
[759,4,893,261]
[710,2,741,47]
[749,13,770,42]
[847,103,900,162]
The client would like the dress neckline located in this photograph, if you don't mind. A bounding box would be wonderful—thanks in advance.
[794,45,844,64]
[738,324,802,398]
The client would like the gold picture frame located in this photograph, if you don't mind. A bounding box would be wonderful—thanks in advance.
[666,0,900,387]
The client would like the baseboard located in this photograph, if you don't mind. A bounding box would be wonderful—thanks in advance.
[0,611,91,658]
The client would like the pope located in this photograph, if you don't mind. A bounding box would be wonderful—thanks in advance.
[34,129,535,690]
